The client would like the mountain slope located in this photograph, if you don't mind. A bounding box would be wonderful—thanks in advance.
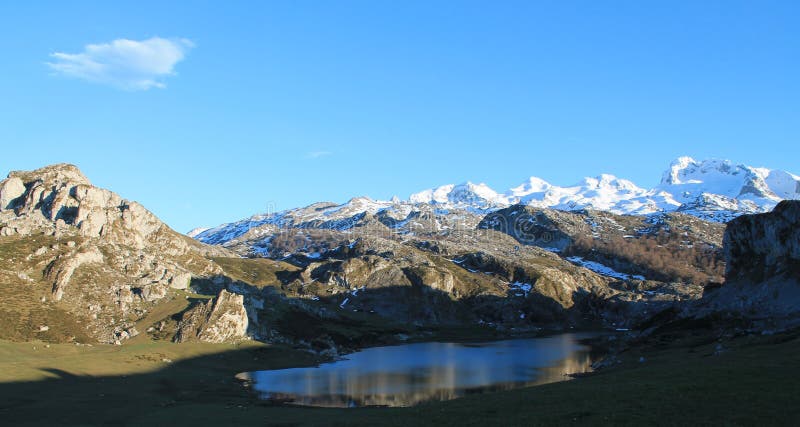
[0,164,242,344]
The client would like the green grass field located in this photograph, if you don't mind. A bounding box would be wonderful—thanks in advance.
[1,328,799,426]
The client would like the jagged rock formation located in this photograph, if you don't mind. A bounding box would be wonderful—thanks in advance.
[173,290,249,343]
[185,182,740,341]
[723,200,800,283]
[46,247,104,301]
[692,201,800,327]
[209,222,699,336]
[0,176,25,210]
[0,164,233,343]
[1,164,216,255]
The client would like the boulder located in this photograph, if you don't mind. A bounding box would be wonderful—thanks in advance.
[0,177,25,210]
[47,247,105,301]
[169,272,192,290]
[174,290,249,343]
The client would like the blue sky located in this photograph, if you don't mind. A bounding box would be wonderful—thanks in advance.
[1,1,798,232]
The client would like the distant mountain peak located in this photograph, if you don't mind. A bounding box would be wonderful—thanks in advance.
[662,156,701,185]
[409,181,505,208]
[192,157,800,243]
[187,227,210,238]
[509,176,552,197]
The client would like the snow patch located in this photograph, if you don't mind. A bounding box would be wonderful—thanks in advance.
[566,256,645,281]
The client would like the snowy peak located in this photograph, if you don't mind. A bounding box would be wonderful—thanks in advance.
[658,157,800,204]
[509,176,552,197]
[513,173,662,214]
[449,182,505,206]
[192,157,800,245]
[662,156,701,185]
[660,157,750,188]
[404,158,798,219]
[764,170,800,199]
[410,182,506,209]
[187,227,210,238]
[578,174,644,193]
[409,184,453,204]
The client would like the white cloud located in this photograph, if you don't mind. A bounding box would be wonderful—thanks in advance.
[47,37,193,91]
[306,151,333,159]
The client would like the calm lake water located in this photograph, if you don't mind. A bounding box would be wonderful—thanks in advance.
[240,333,598,407]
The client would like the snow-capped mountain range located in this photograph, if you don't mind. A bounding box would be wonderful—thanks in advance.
[407,157,800,219]
[192,157,800,243]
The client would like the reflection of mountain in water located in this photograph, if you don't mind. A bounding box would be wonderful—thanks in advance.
[242,334,598,408]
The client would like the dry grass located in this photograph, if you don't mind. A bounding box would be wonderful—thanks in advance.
[212,257,300,288]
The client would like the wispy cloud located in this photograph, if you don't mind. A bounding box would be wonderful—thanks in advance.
[306,151,333,159]
[47,37,193,91]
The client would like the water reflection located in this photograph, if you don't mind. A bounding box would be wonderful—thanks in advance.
[241,333,596,407]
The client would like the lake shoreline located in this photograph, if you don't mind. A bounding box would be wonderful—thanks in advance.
[240,331,605,408]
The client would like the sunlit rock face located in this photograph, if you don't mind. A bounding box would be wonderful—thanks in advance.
[0,164,231,344]
[174,289,249,343]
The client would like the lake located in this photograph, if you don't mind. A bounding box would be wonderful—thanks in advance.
[239,333,598,407]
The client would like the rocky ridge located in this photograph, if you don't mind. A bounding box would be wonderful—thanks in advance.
[194,157,799,249]
[0,164,244,344]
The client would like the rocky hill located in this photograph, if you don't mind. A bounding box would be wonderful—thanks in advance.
[186,204,727,337]
[478,206,726,285]
[0,164,245,344]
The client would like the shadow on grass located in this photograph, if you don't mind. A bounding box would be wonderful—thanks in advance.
[1,330,800,426]
[0,343,321,426]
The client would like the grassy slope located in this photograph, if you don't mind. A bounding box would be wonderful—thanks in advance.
[1,330,799,426]
[211,257,300,290]
[0,234,95,343]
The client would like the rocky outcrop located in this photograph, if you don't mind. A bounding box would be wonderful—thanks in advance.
[0,164,228,256]
[2,164,179,253]
[0,176,25,209]
[174,290,249,343]
[169,271,192,290]
[46,247,104,301]
[403,266,456,294]
[692,201,800,326]
[479,207,585,251]
[241,229,689,329]
[0,164,232,344]
[723,200,800,283]
[479,205,726,285]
